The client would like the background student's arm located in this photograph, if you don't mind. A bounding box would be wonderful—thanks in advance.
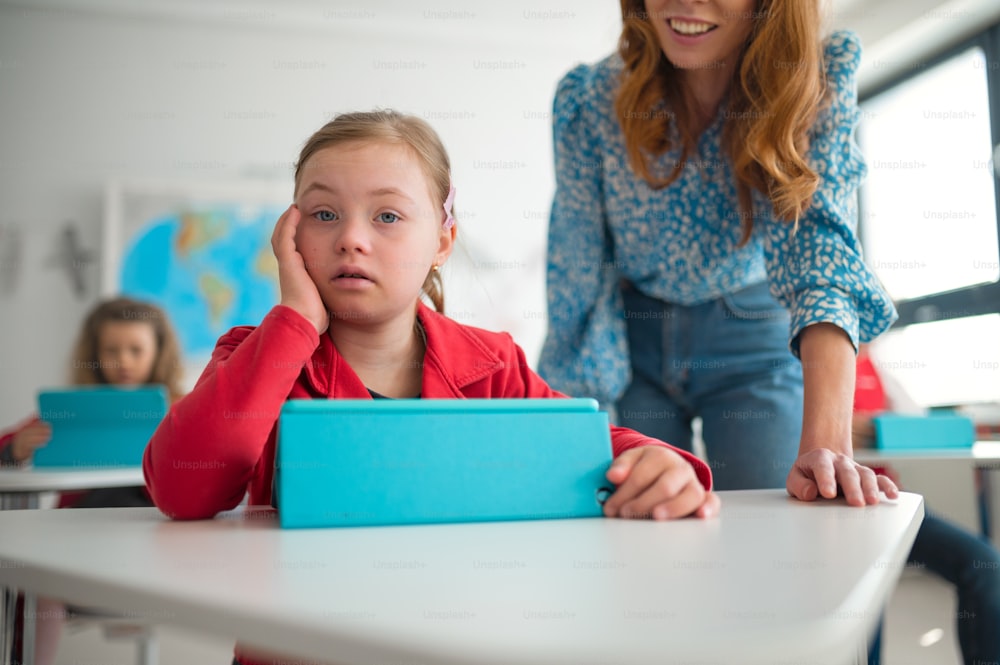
[0,416,49,466]
[0,428,18,466]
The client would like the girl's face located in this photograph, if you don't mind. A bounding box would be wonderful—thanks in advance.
[294,140,453,329]
[97,321,158,385]
[643,0,758,72]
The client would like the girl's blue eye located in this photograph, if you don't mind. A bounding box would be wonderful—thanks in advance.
[377,212,399,224]
[315,210,336,222]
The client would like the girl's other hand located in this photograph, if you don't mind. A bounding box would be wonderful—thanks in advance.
[11,420,52,462]
[272,205,329,334]
[603,446,720,520]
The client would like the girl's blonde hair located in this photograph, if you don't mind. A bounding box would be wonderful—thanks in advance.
[294,110,454,313]
[70,297,184,401]
[616,0,826,243]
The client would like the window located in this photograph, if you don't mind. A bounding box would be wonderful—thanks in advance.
[860,47,998,301]
[858,22,1000,409]
[870,315,1000,409]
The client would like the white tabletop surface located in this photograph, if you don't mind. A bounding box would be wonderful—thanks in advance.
[0,490,923,665]
[0,467,144,493]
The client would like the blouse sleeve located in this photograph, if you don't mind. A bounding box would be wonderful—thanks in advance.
[759,30,897,356]
[538,63,631,406]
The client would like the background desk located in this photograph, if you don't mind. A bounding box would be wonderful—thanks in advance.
[853,441,1000,465]
[0,490,923,665]
[855,441,1000,541]
[0,467,145,510]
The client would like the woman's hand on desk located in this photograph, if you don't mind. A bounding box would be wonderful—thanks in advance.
[602,446,720,521]
[11,420,51,462]
[786,448,899,506]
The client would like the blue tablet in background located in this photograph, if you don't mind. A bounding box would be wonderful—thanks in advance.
[34,386,168,468]
[276,398,614,528]
[873,412,976,450]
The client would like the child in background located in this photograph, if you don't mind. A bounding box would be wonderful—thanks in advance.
[854,344,1000,665]
[143,110,720,665]
[1,295,184,487]
[1,297,184,478]
[0,296,184,665]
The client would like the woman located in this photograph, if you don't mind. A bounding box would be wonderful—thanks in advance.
[539,0,897,503]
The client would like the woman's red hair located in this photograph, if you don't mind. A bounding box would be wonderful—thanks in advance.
[616,0,826,242]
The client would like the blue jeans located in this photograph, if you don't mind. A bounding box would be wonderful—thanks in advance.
[617,281,803,490]
[868,510,1000,665]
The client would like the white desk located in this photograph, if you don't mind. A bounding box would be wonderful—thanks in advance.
[0,466,145,662]
[0,467,145,509]
[0,490,923,665]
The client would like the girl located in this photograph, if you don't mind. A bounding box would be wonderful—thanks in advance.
[0,296,184,665]
[143,110,720,665]
[539,0,899,504]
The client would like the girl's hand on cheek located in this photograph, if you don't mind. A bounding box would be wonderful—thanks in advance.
[272,205,329,334]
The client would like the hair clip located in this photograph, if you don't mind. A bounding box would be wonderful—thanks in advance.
[442,184,456,230]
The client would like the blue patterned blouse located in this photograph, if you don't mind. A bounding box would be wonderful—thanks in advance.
[538,31,897,405]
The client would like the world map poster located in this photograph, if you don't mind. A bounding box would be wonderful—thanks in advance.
[103,180,291,373]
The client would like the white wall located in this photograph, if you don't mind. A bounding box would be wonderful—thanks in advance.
[2,0,998,429]
[0,1,621,426]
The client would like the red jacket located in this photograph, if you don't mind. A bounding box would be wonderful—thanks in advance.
[144,304,712,520]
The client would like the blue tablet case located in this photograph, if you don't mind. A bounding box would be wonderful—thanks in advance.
[873,412,976,450]
[34,386,168,468]
[276,398,614,528]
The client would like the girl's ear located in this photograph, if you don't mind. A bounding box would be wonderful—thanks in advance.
[434,224,456,268]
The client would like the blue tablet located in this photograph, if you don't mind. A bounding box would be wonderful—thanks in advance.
[276,398,614,528]
[34,386,169,468]
[873,412,975,450]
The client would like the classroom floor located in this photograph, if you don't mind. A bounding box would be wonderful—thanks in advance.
[50,567,963,665]
[881,568,964,665]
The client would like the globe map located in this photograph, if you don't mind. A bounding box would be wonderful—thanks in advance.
[121,207,282,358]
